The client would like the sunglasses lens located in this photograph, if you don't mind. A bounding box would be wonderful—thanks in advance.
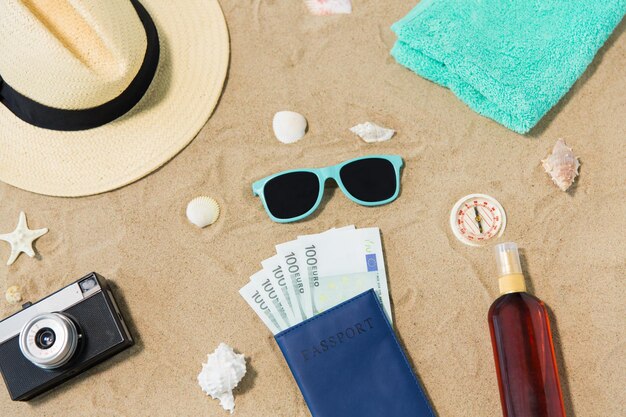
[339,158,397,203]
[264,171,320,220]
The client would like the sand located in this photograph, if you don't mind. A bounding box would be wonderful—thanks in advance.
[0,1,624,416]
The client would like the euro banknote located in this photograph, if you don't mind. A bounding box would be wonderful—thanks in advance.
[250,270,291,329]
[298,227,391,322]
[261,255,303,324]
[240,226,391,334]
[239,281,281,334]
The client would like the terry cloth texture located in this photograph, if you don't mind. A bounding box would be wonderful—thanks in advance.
[391,0,626,134]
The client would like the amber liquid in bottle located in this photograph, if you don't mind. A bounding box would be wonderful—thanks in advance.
[488,243,566,417]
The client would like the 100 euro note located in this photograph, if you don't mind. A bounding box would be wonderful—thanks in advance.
[241,226,392,333]
[261,255,302,324]
[298,227,392,323]
[250,270,291,329]
[242,227,357,332]
[239,281,281,334]
[278,226,357,318]
[312,271,391,321]
[274,241,310,319]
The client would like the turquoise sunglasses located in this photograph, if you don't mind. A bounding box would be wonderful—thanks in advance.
[252,155,404,223]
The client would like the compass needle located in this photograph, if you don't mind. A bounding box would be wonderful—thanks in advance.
[474,207,484,233]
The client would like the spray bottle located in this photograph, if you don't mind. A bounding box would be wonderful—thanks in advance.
[488,242,566,417]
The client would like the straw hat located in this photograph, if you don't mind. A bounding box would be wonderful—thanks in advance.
[0,0,229,197]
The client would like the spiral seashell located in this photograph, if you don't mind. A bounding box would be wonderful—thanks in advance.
[186,197,220,228]
[197,343,246,414]
[349,122,395,143]
[541,139,580,192]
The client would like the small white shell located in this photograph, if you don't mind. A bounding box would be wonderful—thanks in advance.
[198,343,247,414]
[272,111,307,144]
[186,197,220,228]
[5,285,22,305]
[304,0,352,15]
[541,139,580,192]
[349,122,395,143]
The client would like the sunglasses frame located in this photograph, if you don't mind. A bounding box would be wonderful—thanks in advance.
[252,155,404,223]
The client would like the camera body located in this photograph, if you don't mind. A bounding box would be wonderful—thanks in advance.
[0,272,133,401]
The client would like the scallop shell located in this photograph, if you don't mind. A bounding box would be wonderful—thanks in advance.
[272,111,307,144]
[349,122,395,143]
[5,285,22,305]
[304,0,352,15]
[541,139,580,192]
[197,343,247,414]
[186,197,220,228]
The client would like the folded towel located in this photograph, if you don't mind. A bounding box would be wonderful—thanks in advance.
[391,0,626,134]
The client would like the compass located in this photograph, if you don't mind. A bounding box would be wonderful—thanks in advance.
[450,194,506,247]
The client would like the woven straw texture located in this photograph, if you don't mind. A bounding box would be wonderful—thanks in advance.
[0,0,147,108]
[0,0,230,197]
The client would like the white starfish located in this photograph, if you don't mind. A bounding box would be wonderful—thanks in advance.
[0,212,48,266]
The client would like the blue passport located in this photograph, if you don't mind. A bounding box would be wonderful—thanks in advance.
[275,290,435,417]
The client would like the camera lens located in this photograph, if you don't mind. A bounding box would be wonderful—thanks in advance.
[35,328,56,349]
[19,313,79,369]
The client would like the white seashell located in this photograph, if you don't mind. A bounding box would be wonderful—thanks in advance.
[198,343,247,414]
[541,139,580,192]
[272,111,307,144]
[5,285,22,305]
[186,197,220,228]
[349,122,395,143]
[304,0,352,15]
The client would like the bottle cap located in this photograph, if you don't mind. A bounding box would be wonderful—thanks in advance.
[494,242,523,277]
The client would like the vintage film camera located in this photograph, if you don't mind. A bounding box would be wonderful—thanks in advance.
[0,273,133,401]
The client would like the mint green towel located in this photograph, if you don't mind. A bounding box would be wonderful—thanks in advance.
[391,0,626,134]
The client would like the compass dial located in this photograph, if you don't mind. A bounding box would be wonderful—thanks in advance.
[450,194,506,247]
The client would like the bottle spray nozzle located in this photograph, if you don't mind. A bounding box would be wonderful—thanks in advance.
[494,242,523,277]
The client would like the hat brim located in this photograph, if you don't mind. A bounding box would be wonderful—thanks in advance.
[0,0,229,197]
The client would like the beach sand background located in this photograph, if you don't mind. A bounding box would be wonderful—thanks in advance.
[0,1,624,416]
